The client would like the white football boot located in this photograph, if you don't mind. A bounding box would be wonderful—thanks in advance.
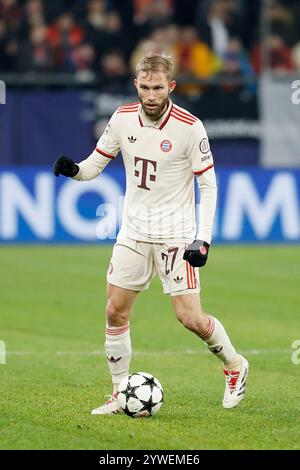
[223,356,249,409]
[91,394,123,415]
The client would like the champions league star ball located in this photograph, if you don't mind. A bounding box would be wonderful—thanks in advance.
[117,372,164,418]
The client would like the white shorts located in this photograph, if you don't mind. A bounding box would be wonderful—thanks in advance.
[107,236,200,296]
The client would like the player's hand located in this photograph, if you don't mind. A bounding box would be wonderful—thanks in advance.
[53,155,79,177]
[183,240,210,267]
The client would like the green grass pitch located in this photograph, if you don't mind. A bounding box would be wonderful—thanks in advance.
[0,245,299,450]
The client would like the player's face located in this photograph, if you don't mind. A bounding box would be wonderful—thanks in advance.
[134,72,176,121]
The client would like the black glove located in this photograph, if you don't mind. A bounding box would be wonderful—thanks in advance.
[53,155,79,177]
[183,239,210,267]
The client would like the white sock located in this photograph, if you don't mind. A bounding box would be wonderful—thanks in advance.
[200,315,240,368]
[105,323,132,385]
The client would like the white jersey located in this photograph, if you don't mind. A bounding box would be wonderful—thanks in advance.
[74,99,217,243]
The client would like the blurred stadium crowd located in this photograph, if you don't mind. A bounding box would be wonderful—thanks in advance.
[0,0,300,95]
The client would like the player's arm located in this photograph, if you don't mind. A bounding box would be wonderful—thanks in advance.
[53,112,120,180]
[183,120,217,267]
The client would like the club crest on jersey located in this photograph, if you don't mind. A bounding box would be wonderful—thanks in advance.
[160,139,172,152]
[199,138,210,154]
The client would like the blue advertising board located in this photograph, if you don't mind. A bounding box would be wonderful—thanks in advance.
[0,166,299,244]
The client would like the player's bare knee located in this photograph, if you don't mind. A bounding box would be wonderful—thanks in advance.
[106,300,129,326]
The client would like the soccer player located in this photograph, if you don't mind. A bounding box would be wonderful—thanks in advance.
[53,53,249,413]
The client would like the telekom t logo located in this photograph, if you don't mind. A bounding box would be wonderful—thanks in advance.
[134,157,157,191]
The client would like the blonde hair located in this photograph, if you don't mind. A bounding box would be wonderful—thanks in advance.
[136,53,174,82]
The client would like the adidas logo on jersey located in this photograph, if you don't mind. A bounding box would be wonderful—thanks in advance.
[174,276,183,284]
[128,136,137,143]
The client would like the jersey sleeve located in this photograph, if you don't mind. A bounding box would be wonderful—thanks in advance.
[186,120,214,176]
[195,170,217,244]
[72,111,120,181]
[95,110,121,159]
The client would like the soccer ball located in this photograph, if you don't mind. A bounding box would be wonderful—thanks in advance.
[117,372,164,418]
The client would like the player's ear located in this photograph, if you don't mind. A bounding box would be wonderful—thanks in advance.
[134,79,138,91]
[169,80,176,93]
